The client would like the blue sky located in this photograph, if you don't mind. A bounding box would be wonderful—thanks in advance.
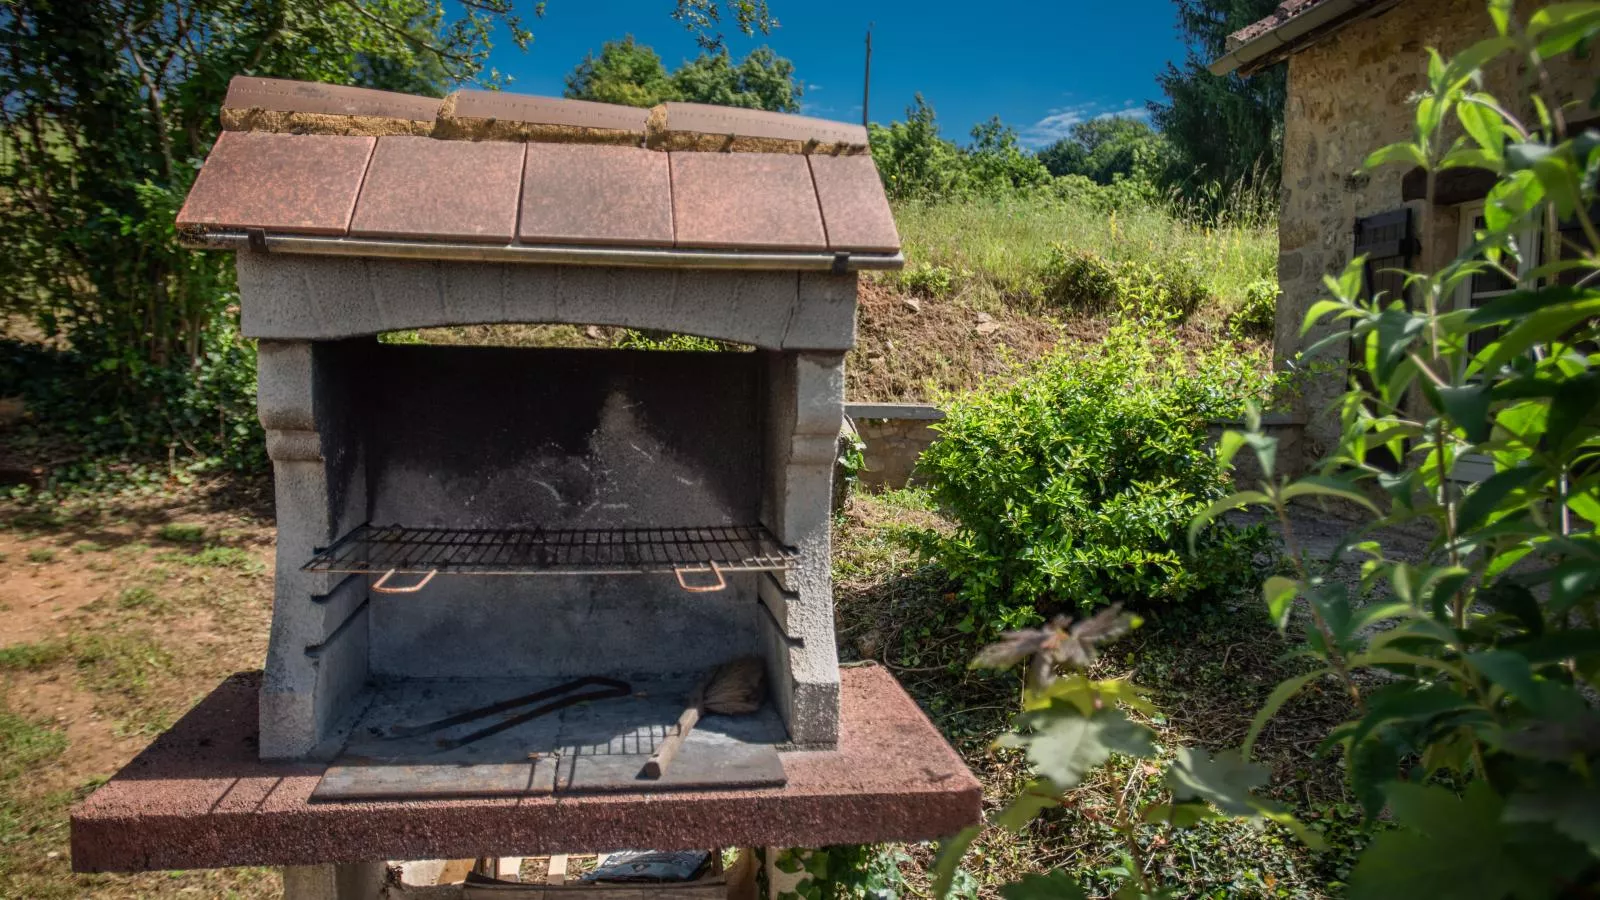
[479,2,1192,148]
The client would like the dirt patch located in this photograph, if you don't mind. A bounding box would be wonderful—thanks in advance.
[0,542,122,645]
[0,477,277,898]
[846,281,1070,401]
[846,281,1269,403]
[7,673,135,793]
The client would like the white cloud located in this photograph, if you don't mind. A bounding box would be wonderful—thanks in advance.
[1093,105,1151,122]
[1019,103,1098,147]
[1020,102,1151,148]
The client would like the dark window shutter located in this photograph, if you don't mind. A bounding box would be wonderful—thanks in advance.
[1554,202,1600,287]
[1349,208,1417,470]
[1353,208,1417,305]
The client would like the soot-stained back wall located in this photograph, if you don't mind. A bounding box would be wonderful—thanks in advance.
[363,345,762,529]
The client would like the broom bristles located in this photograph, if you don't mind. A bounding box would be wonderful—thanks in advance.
[702,656,765,715]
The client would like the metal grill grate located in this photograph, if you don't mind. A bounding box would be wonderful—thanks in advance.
[302,523,798,587]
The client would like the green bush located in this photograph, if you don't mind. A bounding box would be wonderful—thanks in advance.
[1040,246,1210,319]
[0,307,263,477]
[613,330,728,352]
[915,324,1276,634]
[893,263,964,298]
[1227,278,1279,339]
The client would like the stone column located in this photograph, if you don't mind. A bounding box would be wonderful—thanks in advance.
[257,340,371,759]
[760,351,844,748]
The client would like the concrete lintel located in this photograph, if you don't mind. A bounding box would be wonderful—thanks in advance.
[237,255,857,351]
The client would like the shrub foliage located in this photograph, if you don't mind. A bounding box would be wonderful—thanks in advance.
[915,324,1276,633]
[936,6,1600,897]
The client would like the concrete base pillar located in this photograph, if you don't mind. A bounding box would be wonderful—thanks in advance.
[282,862,387,899]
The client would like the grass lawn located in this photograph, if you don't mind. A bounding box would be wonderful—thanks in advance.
[0,481,280,899]
[889,195,1278,323]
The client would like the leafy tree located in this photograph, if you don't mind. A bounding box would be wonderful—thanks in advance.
[1151,0,1284,201]
[564,36,675,107]
[868,96,1050,201]
[868,94,969,200]
[1037,116,1164,185]
[964,117,1051,194]
[565,38,800,111]
[0,0,772,472]
[670,47,799,111]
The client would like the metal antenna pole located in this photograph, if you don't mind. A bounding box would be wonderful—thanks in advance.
[862,24,873,128]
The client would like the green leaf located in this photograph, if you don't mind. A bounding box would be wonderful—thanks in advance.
[1370,305,1427,383]
[1242,668,1333,759]
[1456,95,1505,155]
[1467,285,1590,326]
[1187,490,1270,552]
[1480,581,1544,636]
[1263,575,1298,630]
[1482,291,1600,372]
[930,825,981,900]
[1363,142,1428,171]
[1350,648,1466,679]
[1468,650,1547,714]
[999,870,1089,900]
[1166,748,1273,816]
[1505,786,1600,856]
[1280,475,1380,514]
[1435,383,1492,444]
[1528,4,1600,56]
[1005,706,1156,788]
[1456,465,1544,533]
[1545,371,1600,454]
[1506,141,1553,171]
[992,779,1062,832]
[1441,37,1516,88]
[1347,783,1533,900]
[1301,298,1351,335]
[1142,800,1218,829]
[1348,734,1402,818]
[1346,683,1479,750]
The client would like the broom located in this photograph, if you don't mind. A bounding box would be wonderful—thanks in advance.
[641,656,766,778]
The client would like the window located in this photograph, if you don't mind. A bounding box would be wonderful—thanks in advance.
[1455,200,1543,356]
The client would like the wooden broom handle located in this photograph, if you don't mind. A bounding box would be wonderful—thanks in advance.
[642,680,709,778]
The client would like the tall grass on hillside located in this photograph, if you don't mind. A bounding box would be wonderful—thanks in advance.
[891,193,1277,324]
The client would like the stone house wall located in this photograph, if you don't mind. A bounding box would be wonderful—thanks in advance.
[1274,0,1593,469]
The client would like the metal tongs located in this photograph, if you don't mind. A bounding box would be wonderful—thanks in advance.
[386,675,631,750]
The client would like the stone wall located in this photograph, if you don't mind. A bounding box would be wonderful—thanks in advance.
[845,403,944,491]
[1274,0,1592,469]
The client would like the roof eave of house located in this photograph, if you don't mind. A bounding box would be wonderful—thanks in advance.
[1209,0,1402,77]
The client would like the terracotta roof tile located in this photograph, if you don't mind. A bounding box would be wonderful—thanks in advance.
[808,154,899,253]
[447,90,649,133]
[223,76,441,121]
[519,144,673,247]
[180,78,902,260]
[670,152,827,251]
[660,102,868,150]
[1228,0,1337,48]
[349,137,525,243]
[176,131,374,236]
